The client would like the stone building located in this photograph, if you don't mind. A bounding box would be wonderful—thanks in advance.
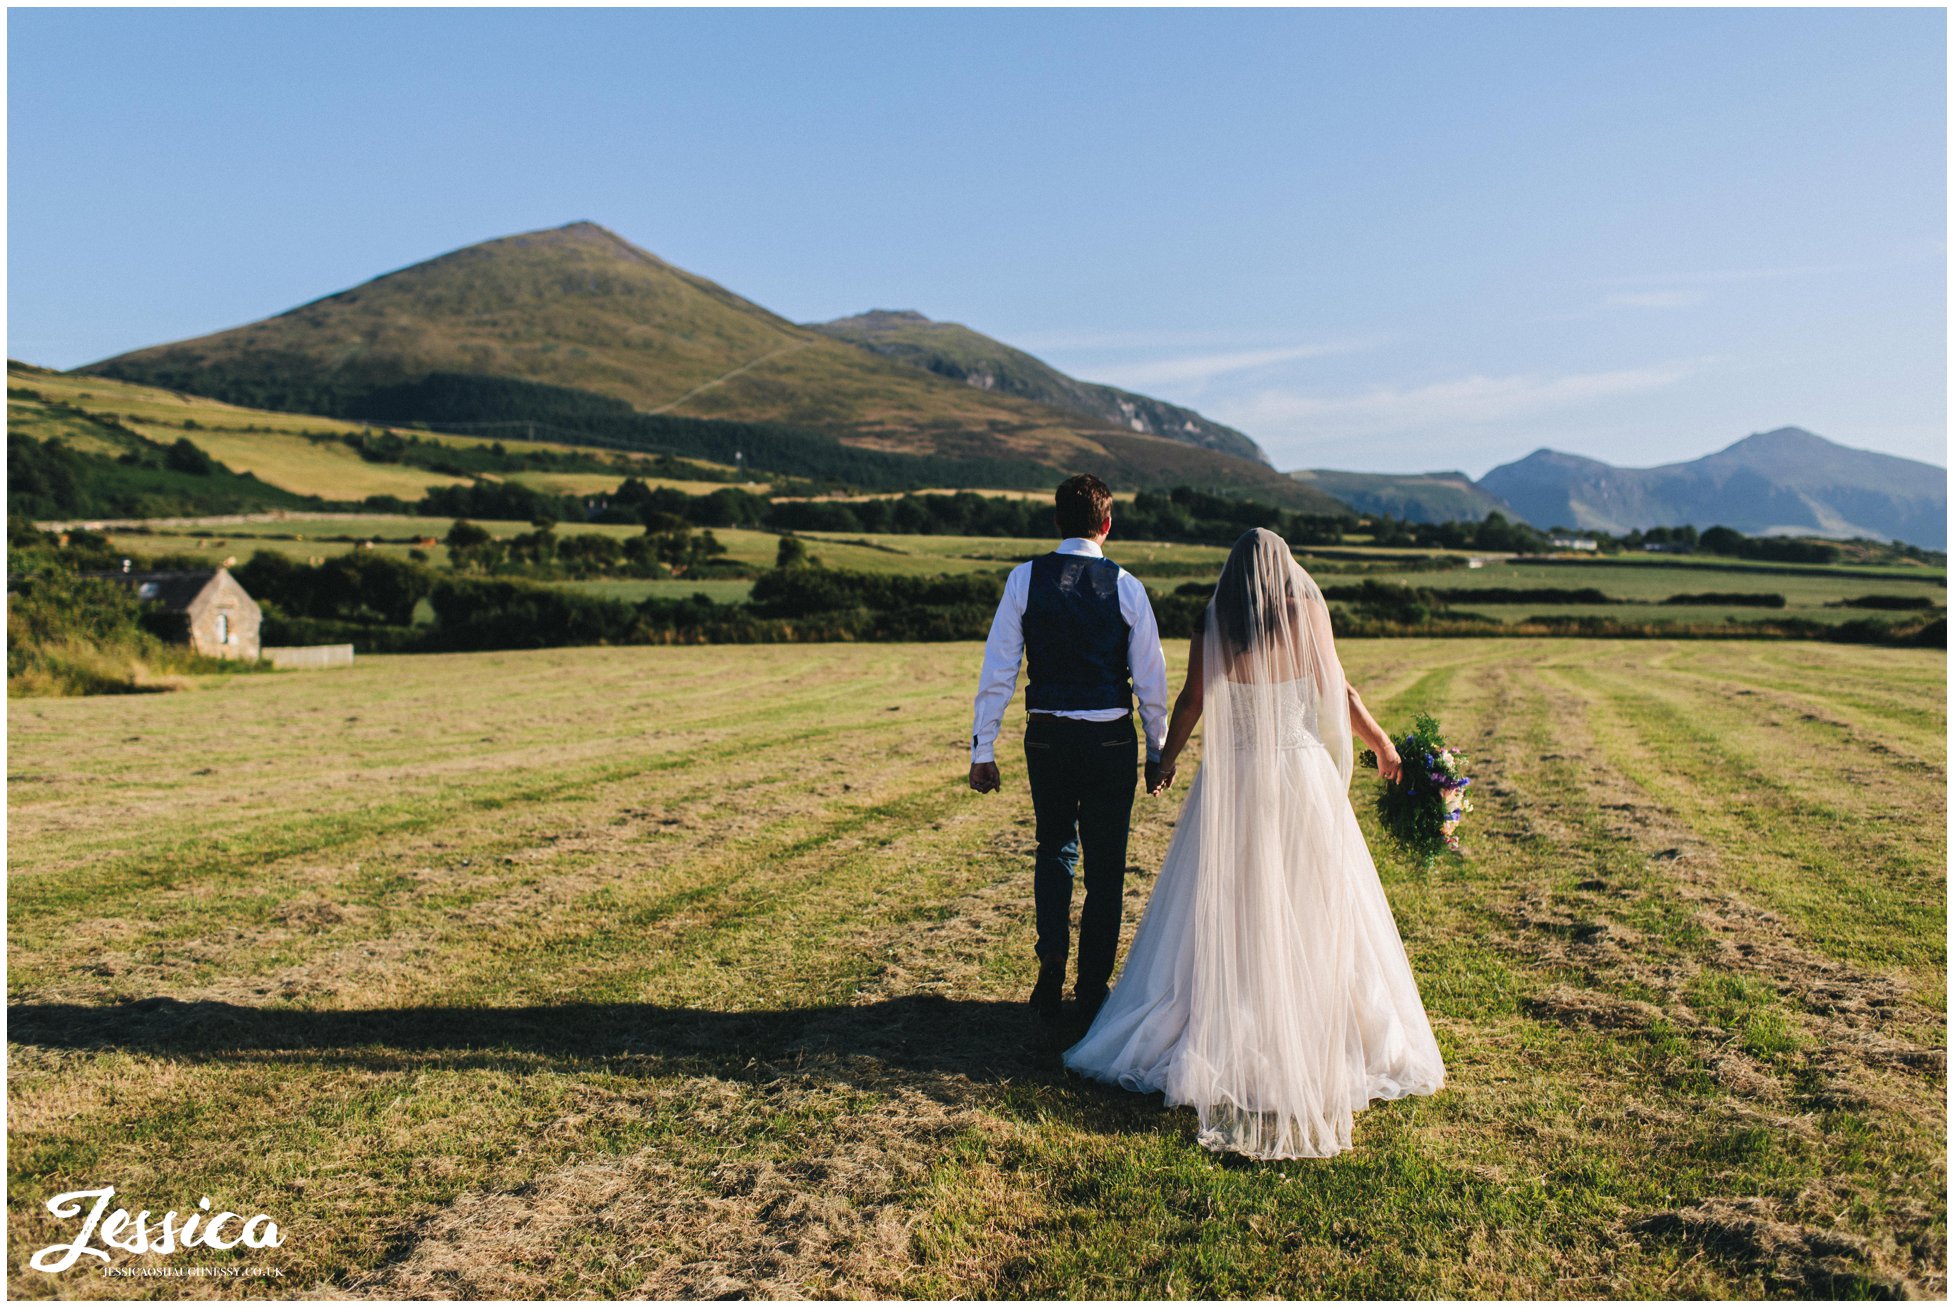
[109,567,262,661]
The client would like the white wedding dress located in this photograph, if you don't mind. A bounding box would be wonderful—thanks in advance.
[1063,529,1445,1160]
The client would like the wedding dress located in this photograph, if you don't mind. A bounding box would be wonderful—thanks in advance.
[1062,528,1444,1160]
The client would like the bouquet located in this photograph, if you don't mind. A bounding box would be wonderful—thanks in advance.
[1357,711,1472,864]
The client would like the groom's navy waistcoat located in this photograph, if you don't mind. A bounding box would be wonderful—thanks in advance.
[1023,552,1132,713]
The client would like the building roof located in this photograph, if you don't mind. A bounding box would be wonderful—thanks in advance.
[93,568,229,612]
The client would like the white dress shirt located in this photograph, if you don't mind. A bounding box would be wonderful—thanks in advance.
[969,537,1170,765]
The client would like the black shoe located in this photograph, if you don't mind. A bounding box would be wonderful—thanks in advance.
[1029,963,1066,1025]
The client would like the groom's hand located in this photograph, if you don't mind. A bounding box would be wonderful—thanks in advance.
[968,761,1001,794]
[1145,758,1175,796]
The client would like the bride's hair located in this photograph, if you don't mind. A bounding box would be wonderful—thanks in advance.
[1211,528,1297,654]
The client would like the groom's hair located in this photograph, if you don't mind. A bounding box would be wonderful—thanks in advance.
[1055,474,1114,538]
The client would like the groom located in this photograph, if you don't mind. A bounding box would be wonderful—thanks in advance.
[968,474,1170,1031]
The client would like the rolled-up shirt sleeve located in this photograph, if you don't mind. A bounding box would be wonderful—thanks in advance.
[1121,572,1170,762]
[969,565,1029,764]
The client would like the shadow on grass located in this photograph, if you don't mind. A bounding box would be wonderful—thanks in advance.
[6,993,1168,1118]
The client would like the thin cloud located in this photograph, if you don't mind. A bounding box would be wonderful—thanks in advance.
[1221,360,1702,442]
[1597,263,1849,287]
[1086,339,1381,391]
[1604,289,1702,310]
[1010,327,1275,352]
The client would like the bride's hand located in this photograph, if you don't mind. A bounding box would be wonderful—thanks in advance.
[1146,757,1177,796]
[1377,744,1403,784]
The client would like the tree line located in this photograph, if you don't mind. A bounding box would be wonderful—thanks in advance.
[10,519,1943,700]
[225,538,1943,655]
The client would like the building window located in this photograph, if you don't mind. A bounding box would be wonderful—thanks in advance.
[216,613,231,646]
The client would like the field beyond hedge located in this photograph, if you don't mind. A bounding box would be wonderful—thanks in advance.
[76,513,1949,631]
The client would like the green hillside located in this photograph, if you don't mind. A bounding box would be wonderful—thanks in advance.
[79,222,1339,510]
[815,309,1268,464]
[7,363,754,516]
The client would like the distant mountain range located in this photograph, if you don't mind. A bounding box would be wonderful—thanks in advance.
[1299,427,1946,549]
[813,310,1268,465]
[63,221,1942,545]
[79,222,1334,510]
[1287,468,1513,526]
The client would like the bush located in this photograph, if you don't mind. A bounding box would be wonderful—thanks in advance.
[235,551,434,627]
[256,605,428,653]
[775,535,814,570]
[7,430,318,519]
[426,576,642,650]
[1699,527,1840,565]
[1332,580,1439,624]
[6,525,226,695]
[446,519,493,551]
[747,567,1004,621]
[1424,586,1613,605]
[1661,591,1787,607]
[1834,594,1938,611]
[163,438,215,475]
[420,479,577,524]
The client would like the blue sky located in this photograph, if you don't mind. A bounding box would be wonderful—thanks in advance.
[8,7,1945,475]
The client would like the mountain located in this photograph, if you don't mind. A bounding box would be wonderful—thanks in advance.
[1478,427,1947,549]
[79,222,1337,509]
[813,309,1269,465]
[1288,468,1515,524]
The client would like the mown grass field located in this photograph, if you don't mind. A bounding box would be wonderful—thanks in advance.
[1381,557,1947,627]
[7,639,1944,1298]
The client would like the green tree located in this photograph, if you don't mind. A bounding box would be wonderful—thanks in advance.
[163,438,215,476]
[445,519,492,551]
[775,535,814,570]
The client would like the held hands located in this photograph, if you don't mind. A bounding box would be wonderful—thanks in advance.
[973,759,1175,796]
[1145,757,1177,796]
[1376,743,1403,784]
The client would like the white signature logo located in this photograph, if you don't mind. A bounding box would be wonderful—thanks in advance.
[29,1186,284,1273]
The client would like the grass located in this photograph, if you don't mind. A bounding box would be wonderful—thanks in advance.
[10,363,756,506]
[1357,559,1943,629]
[792,531,1238,582]
[501,470,756,497]
[6,638,1943,1298]
[130,422,468,501]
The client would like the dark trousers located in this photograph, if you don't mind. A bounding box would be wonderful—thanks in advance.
[1023,712,1138,998]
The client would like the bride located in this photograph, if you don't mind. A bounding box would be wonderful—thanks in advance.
[1062,527,1445,1160]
